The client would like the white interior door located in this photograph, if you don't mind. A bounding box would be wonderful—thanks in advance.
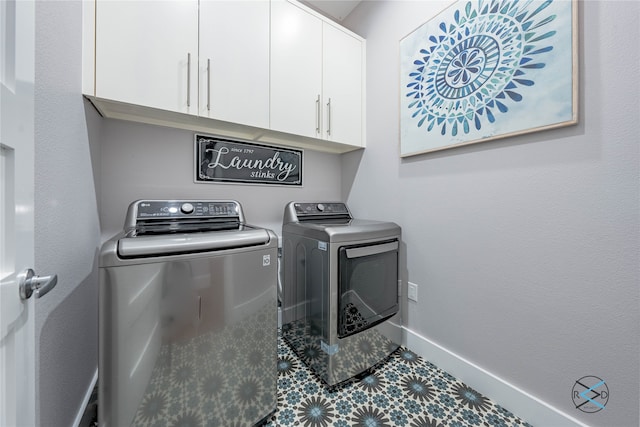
[0,0,37,425]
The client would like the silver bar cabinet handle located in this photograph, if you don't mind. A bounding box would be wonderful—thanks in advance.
[326,98,332,136]
[315,94,321,134]
[207,58,211,111]
[187,53,191,107]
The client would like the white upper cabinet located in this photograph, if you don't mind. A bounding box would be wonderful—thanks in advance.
[270,0,365,146]
[84,0,366,153]
[94,1,199,115]
[270,0,323,139]
[323,23,364,146]
[199,1,270,129]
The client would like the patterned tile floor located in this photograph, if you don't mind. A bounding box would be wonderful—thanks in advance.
[85,334,533,427]
[265,336,533,427]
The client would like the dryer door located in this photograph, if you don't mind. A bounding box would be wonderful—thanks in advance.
[337,240,399,338]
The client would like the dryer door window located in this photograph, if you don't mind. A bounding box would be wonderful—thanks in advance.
[338,240,399,338]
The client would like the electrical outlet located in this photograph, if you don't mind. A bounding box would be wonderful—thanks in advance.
[408,282,418,302]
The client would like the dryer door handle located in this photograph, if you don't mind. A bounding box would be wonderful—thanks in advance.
[345,241,398,259]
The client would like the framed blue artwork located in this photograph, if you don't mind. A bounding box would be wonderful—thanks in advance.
[400,0,578,156]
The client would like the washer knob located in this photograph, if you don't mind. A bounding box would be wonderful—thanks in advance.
[317,203,325,212]
[181,203,195,214]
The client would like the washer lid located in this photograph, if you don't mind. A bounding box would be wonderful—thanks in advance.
[118,227,271,258]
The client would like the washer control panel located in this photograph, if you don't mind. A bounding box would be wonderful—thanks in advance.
[135,200,240,219]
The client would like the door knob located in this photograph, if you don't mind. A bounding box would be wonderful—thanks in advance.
[18,268,58,300]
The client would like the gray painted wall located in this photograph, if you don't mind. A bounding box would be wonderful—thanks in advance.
[98,119,343,240]
[34,1,101,426]
[342,1,639,426]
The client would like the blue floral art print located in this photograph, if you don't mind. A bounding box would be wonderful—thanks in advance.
[400,0,577,156]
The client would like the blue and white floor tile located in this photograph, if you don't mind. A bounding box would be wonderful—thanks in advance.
[266,337,533,427]
[84,335,533,426]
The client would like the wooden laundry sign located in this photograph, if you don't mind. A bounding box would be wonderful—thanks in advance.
[195,134,302,186]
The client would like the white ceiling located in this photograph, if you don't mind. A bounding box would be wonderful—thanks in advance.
[301,0,362,22]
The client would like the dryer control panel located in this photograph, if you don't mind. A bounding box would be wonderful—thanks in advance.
[293,202,350,216]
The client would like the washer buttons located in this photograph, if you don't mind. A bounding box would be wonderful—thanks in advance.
[181,203,195,214]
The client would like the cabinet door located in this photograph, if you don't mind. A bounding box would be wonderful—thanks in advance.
[270,0,322,138]
[95,1,198,115]
[323,23,364,146]
[199,1,270,128]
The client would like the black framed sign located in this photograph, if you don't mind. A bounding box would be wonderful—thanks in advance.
[195,134,303,186]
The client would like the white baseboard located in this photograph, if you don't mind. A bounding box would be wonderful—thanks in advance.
[403,327,587,427]
[73,368,98,427]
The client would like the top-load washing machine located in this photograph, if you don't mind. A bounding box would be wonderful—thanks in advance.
[99,200,277,426]
[281,201,402,386]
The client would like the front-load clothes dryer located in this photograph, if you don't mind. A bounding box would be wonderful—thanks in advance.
[281,202,402,386]
[99,200,277,426]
